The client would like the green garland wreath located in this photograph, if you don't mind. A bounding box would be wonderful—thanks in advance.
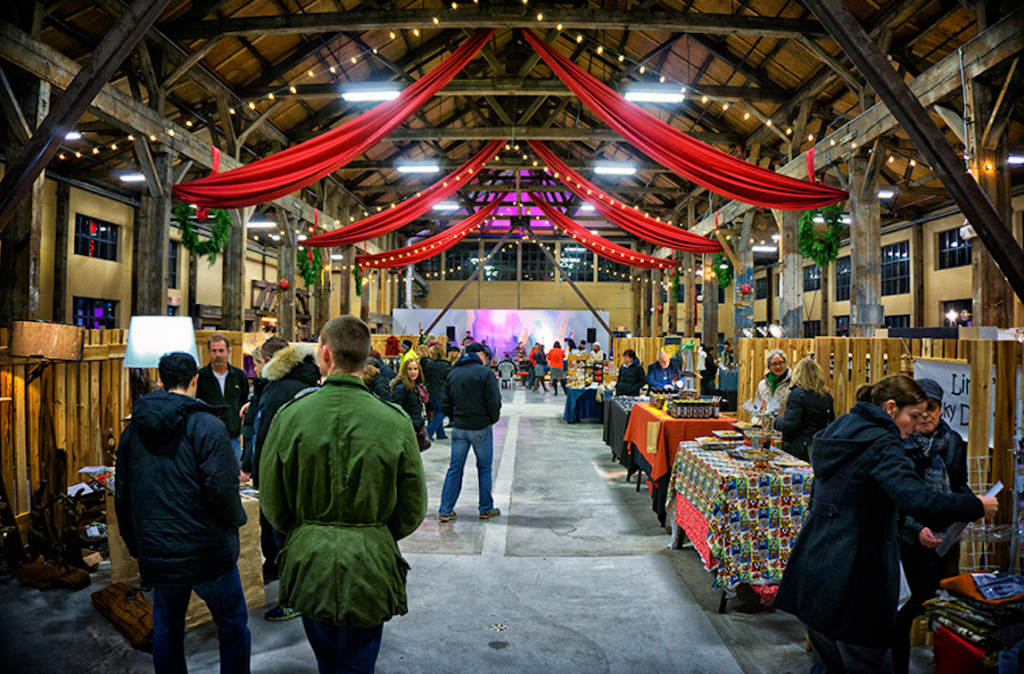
[352,264,363,296]
[297,247,323,287]
[172,202,231,265]
[798,203,844,269]
[713,252,733,289]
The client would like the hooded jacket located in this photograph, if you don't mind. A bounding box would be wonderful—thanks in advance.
[259,374,427,626]
[615,359,646,396]
[442,353,502,431]
[115,391,247,586]
[774,402,983,648]
[421,357,451,402]
[244,344,321,482]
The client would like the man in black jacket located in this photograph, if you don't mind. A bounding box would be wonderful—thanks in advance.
[438,342,502,522]
[245,341,321,622]
[115,352,250,674]
[196,333,250,463]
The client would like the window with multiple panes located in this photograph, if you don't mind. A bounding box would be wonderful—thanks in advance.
[73,297,117,329]
[937,228,972,269]
[881,241,910,295]
[483,241,517,281]
[520,242,555,281]
[755,276,767,300]
[718,285,726,304]
[167,241,179,289]
[558,243,594,282]
[803,264,821,292]
[884,314,911,329]
[415,254,442,280]
[695,283,703,300]
[598,256,631,282]
[74,213,119,261]
[803,320,822,338]
[835,315,850,337]
[835,256,851,302]
[444,241,480,281]
[943,299,973,326]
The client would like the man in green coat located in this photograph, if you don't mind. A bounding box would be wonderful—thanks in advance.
[260,316,427,674]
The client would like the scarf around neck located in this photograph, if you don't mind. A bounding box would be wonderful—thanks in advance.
[766,370,787,393]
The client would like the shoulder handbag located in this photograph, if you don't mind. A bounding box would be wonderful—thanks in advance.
[415,424,431,452]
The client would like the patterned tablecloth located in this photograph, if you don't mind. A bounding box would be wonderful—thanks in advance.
[668,441,814,590]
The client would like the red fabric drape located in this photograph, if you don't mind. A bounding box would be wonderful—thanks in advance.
[302,140,503,248]
[523,30,847,211]
[355,196,504,269]
[172,30,495,208]
[529,142,722,253]
[529,194,677,269]
[195,146,222,221]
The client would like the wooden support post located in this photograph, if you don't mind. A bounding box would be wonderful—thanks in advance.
[911,222,925,327]
[650,269,663,337]
[52,181,71,323]
[632,268,643,336]
[702,262,719,343]
[425,229,515,335]
[765,266,775,327]
[780,210,803,337]
[220,209,246,331]
[131,145,172,316]
[276,213,297,340]
[849,149,883,337]
[187,251,198,328]
[0,64,48,327]
[733,214,754,344]
[314,248,331,334]
[642,269,653,338]
[668,260,678,335]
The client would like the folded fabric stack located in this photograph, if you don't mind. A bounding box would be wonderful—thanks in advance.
[923,573,1024,648]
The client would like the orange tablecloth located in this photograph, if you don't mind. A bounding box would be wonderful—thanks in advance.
[623,403,736,482]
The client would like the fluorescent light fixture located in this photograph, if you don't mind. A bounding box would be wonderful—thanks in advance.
[589,229,598,235]
[246,220,276,229]
[396,161,440,174]
[119,173,146,182]
[624,85,684,103]
[771,233,780,241]
[579,204,595,212]
[341,83,402,102]
[64,130,82,140]
[331,254,344,261]
[124,316,199,368]
[814,214,852,224]
[432,202,459,211]
[752,245,778,253]
[719,264,729,269]
[594,162,637,176]
[297,234,307,241]
[878,189,895,199]
[1009,155,1024,165]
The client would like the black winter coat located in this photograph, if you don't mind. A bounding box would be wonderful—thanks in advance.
[774,402,983,648]
[773,387,835,461]
[368,373,391,401]
[442,354,502,431]
[421,358,451,402]
[115,391,247,586]
[390,382,426,430]
[196,364,249,437]
[615,360,646,396]
[244,344,321,482]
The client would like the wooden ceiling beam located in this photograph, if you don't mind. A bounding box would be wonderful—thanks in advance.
[348,183,690,196]
[162,9,830,40]
[383,127,737,143]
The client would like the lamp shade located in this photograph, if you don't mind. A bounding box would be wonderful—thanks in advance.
[124,316,199,368]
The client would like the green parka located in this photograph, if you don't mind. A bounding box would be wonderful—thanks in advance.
[259,373,427,627]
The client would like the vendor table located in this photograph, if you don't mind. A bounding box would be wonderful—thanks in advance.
[563,386,604,424]
[668,440,813,610]
[603,395,642,469]
[623,403,736,524]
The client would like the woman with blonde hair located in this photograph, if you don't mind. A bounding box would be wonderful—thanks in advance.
[773,358,834,461]
[422,344,452,440]
[389,358,428,432]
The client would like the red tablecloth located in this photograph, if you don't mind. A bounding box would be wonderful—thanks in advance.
[623,403,736,482]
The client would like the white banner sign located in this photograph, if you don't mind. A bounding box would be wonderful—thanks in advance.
[913,358,1020,445]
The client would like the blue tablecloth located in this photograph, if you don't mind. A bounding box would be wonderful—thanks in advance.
[563,387,603,423]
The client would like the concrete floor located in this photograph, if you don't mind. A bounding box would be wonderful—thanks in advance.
[0,388,932,673]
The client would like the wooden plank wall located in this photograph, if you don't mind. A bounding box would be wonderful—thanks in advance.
[611,338,664,369]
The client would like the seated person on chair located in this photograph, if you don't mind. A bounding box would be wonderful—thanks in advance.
[646,351,681,390]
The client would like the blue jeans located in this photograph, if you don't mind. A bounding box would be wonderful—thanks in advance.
[230,437,242,463]
[302,617,383,674]
[152,567,251,674]
[426,398,447,439]
[439,426,494,516]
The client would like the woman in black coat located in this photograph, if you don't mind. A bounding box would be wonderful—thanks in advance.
[773,358,834,461]
[774,375,996,672]
[615,349,645,396]
[389,357,428,430]
[422,345,452,440]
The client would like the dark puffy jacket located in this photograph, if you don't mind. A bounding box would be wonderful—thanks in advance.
[368,373,390,401]
[115,391,246,586]
[421,357,451,402]
[616,360,646,396]
[443,354,502,431]
[774,402,983,648]
[245,344,321,482]
[390,382,426,430]
[240,377,267,471]
[773,387,834,461]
